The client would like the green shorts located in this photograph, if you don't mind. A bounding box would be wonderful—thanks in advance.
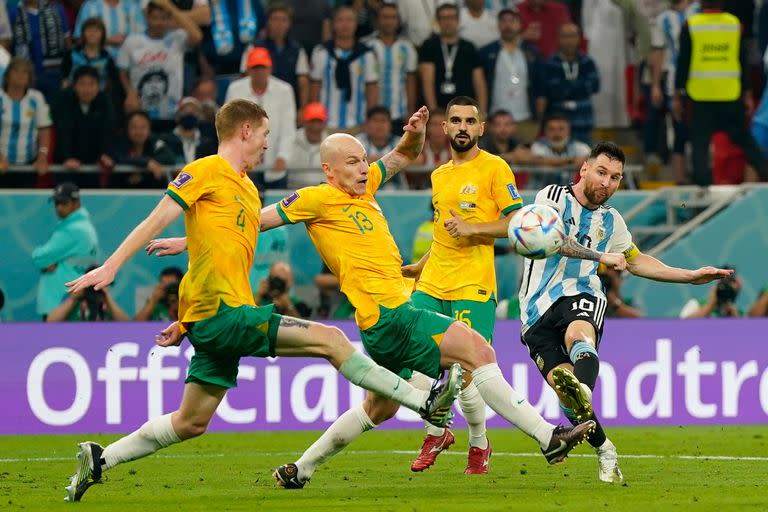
[410,290,497,342]
[360,301,455,380]
[185,301,282,389]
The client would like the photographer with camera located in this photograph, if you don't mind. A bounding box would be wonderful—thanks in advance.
[680,268,742,318]
[133,266,184,321]
[46,266,129,322]
[256,262,310,319]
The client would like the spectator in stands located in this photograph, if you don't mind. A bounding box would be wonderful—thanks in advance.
[118,0,202,124]
[225,47,295,188]
[517,0,570,59]
[680,270,742,318]
[479,7,545,144]
[419,3,487,113]
[356,105,398,161]
[256,261,311,318]
[239,3,309,117]
[397,0,440,48]
[365,3,417,129]
[480,110,536,165]
[62,17,121,94]
[673,0,767,186]
[114,111,176,187]
[47,266,129,321]
[530,113,591,166]
[647,0,697,185]
[599,266,643,318]
[190,77,219,134]
[9,0,70,100]
[283,0,332,56]
[32,183,100,320]
[310,6,379,131]
[163,97,216,165]
[543,23,599,145]
[0,58,52,183]
[133,266,183,321]
[288,102,329,188]
[0,44,8,89]
[201,0,263,75]
[53,66,116,188]
[748,286,768,317]
[74,0,145,57]
[411,107,449,189]
[459,0,499,49]
[0,3,11,51]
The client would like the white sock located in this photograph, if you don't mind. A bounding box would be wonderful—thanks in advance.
[295,405,376,481]
[459,381,487,449]
[338,352,429,412]
[102,413,181,470]
[471,363,554,449]
[410,371,445,437]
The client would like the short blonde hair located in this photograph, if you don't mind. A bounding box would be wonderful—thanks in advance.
[215,99,269,142]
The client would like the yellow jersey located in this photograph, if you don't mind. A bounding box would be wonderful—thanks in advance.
[276,161,411,329]
[165,155,261,329]
[417,150,523,302]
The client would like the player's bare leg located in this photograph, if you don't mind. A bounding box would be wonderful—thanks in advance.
[274,316,462,423]
[65,382,225,501]
[438,321,594,464]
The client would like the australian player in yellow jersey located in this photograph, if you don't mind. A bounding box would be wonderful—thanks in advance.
[402,96,523,474]
[259,107,596,490]
[61,100,462,502]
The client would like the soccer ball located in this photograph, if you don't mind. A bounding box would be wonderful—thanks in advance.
[507,204,566,259]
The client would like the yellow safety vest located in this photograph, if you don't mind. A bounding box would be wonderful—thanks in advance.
[686,12,741,101]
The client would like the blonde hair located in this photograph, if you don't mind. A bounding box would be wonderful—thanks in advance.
[215,99,268,142]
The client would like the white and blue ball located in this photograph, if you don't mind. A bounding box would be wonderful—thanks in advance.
[507,204,566,259]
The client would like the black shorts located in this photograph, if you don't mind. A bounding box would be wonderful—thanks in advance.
[521,293,607,378]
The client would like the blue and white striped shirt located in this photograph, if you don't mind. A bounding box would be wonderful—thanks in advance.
[519,184,633,333]
[0,88,52,164]
[74,0,146,57]
[310,44,378,130]
[365,37,417,121]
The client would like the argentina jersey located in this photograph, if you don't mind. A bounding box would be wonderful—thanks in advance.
[74,0,146,56]
[310,45,378,129]
[0,88,52,164]
[518,184,634,334]
[366,37,417,121]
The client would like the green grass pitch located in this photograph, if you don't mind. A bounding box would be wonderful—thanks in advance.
[2,426,766,511]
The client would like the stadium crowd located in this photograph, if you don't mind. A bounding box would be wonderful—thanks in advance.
[0,0,766,190]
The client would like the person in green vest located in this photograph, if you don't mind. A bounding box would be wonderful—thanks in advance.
[672,0,767,186]
[411,202,435,264]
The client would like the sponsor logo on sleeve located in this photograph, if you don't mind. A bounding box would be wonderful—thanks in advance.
[507,183,521,200]
[171,171,193,188]
[281,192,300,208]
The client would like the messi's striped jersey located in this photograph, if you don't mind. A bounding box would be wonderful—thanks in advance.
[519,184,638,334]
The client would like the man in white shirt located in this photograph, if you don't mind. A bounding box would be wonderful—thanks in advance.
[225,47,296,188]
[459,0,500,49]
[288,102,329,188]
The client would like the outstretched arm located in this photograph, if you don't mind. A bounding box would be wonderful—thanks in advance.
[557,236,627,271]
[627,252,734,284]
[67,195,184,293]
[260,203,288,232]
[444,209,519,239]
[379,106,428,183]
